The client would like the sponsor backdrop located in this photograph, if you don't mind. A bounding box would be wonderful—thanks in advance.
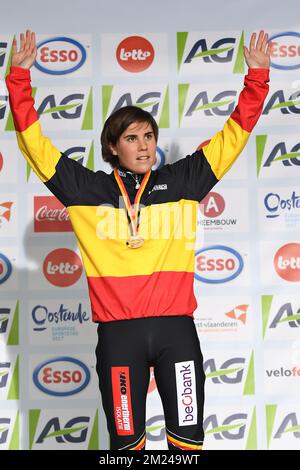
[0,0,300,450]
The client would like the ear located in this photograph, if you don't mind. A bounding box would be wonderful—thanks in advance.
[109,143,118,156]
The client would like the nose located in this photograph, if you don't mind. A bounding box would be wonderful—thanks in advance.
[137,137,148,150]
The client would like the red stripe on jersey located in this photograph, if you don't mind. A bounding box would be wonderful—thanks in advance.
[6,66,38,132]
[87,271,197,322]
[111,366,134,436]
[230,68,269,132]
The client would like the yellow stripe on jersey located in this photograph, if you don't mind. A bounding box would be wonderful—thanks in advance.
[16,120,61,182]
[68,199,198,277]
[202,116,250,180]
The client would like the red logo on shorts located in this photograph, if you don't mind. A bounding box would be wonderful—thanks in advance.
[274,243,300,282]
[199,192,225,218]
[43,248,83,287]
[111,366,134,435]
[116,36,154,73]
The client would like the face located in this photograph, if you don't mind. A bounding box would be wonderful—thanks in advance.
[110,121,157,174]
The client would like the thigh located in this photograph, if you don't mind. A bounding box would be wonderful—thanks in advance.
[95,321,150,450]
[153,317,206,450]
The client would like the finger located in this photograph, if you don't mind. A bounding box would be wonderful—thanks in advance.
[30,32,36,53]
[25,30,31,51]
[266,42,272,57]
[12,37,17,54]
[20,33,25,51]
[261,33,269,52]
[256,30,264,50]
[249,32,256,51]
[243,45,249,58]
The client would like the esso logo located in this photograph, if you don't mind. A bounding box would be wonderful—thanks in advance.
[269,32,300,70]
[0,253,12,284]
[35,37,87,75]
[199,192,225,218]
[195,245,244,283]
[43,248,83,287]
[0,152,3,173]
[33,357,90,396]
[274,243,300,281]
[116,36,155,73]
[152,145,165,170]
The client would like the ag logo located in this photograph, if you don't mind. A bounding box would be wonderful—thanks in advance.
[116,36,154,73]
[0,42,7,68]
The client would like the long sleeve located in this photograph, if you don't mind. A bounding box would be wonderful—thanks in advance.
[169,67,270,202]
[5,66,95,206]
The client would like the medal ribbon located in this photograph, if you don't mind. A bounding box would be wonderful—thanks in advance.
[114,168,151,237]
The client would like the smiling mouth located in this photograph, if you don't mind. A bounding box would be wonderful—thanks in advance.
[136,156,150,160]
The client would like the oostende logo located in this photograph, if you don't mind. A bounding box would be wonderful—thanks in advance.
[35,37,87,75]
[33,356,90,396]
[195,245,244,283]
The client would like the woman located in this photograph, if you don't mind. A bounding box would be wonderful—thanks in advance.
[6,30,270,450]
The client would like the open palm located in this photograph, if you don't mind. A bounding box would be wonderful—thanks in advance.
[12,30,37,69]
[244,31,271,69]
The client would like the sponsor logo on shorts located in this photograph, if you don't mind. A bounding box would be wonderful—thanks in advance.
[111,366,134,435]
[175,360,198,426]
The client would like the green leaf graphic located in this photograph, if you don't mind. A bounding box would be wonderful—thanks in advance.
[271,99,300,110]
[206,367,242,378]
[205,423,243,434]
[29,409,41,450]
[243,351,255,395]
[45,425,88,439]
[178,84,189,126]
[195,99,233,111]
[233,31,245,74]
[266,405,277,449]
[245,407,257,450]
[177,32,188,71]
[192,47,233,59]
[159,86,169,128]
[7,300,19,346]
[134,101,159,109]
[88,410,99,450]
[41,103,81,115]
[262,295,273,339]
[82,87,93,130]
[256,134,268,177]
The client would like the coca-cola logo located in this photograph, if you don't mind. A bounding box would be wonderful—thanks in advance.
[199,192,225,218]
[34,196,72,232]
[0,152,3,173]
[274,243,300,282]
[116,36,154,73]
[43,249,83,287]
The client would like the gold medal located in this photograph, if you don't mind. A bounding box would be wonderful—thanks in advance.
[126,235,145,249]
[114,168,151,249]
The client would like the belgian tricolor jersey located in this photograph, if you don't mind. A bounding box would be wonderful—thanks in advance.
[6,66,269,323]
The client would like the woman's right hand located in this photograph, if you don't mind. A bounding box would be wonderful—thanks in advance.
[12,30,37,69]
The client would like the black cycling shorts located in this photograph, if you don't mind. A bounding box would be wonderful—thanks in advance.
[95,315,206,450]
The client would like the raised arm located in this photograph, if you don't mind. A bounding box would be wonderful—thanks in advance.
[5,30,94,206]
[201,30,271,181]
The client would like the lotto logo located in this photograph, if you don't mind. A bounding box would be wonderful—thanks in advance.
[116,36,154,73]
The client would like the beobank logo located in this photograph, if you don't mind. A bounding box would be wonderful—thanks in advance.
[116,36,154,73]
[43,249,83,287]
[33,357,90,396]
[274,243,300,282]
[35,37,87,75]
[195,245,244,283]
[199,192,225,218]
[269,32,300,70]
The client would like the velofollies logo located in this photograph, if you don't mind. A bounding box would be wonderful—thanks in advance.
[102,84,169,128]
[177,31,245,74]
[5,86,93,131]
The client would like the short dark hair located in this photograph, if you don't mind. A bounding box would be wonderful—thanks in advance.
[101,106,159,168]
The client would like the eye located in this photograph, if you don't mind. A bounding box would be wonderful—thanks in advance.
[145,133,153,140]
[126,136,136,142]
